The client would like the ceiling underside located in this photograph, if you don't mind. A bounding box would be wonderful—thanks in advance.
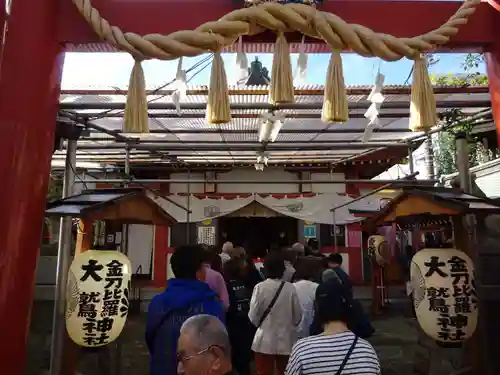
[54,84,492,169]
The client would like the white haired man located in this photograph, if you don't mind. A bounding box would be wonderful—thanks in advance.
[291,242,305,255]
[177,315,235,375]
[220,241,233,264]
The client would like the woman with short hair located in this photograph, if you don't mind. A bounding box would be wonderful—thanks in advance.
[249,252,303,375]
[286,280,380,375]
[293,258,319,339]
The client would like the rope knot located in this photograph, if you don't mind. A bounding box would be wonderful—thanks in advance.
[73,0,481,62]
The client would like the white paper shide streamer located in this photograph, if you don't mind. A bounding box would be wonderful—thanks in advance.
[294,36,308,85]
[171,57,187,115]
[362,72,385,142]
[235,37,248,85]
[258,112,286,143]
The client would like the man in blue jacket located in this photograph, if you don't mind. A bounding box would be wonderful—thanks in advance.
[146,244,225,375]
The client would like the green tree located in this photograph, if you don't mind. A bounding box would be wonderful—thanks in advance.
[44,175,63,245]
[47,175,63,202]
[430,54,491,176]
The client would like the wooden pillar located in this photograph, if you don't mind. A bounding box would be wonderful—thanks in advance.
[153,225,171,288]
[371,261,383,315]
[0,0,63,371]
[75,219,94,254]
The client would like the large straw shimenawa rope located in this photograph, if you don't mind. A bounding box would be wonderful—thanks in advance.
[72,0,481,131]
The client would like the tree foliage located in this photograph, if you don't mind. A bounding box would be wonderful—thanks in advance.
[429,53,491,176]
[47,175,63,202]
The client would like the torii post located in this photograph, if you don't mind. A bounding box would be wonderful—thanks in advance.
[0,1,500,374]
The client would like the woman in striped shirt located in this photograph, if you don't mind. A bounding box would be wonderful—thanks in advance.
[286,280,380,375]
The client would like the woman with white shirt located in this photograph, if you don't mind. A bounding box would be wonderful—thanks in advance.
[248,252,303,375]
[293,259,319,339]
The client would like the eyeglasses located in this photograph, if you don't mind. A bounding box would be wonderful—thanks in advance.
[177,345,219,363]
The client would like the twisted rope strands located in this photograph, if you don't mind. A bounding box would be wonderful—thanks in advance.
[72,0,481,62]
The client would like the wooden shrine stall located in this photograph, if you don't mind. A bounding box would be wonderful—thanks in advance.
[46,187,177,252]
[364,186,500,375]
[45,187,178,375]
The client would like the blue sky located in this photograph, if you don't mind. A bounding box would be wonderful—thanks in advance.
[61,52,486,89]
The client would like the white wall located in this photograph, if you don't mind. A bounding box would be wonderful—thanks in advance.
[85,168,349,195]
[217,168,299,194]
[167,253,174,280]
[127,224,154,274]
[310,173,346,194]
[169,172,205,194]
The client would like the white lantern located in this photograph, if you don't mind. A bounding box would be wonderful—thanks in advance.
[66,250,132,347]
[367,235,391,265]
[410,248,478,343]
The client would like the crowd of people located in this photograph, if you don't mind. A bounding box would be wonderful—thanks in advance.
[146,242,380,375]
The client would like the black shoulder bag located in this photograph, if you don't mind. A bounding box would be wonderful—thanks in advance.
[335,336,359,375]
[257,281,285,328]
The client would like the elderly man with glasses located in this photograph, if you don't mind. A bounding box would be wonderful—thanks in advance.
[177,315,236,375]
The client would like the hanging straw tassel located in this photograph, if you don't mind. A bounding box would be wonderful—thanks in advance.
[321,51,348,123]
[410,57,437,132]
[206,52,231,124]
[123,60,149,133]
[269,32,294,104]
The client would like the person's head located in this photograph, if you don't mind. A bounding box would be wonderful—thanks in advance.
[229,246,246,260]
[425,232,436,247]
[223,258,245,281]
[322,268,338,283]
[291,242,305,255]
[326,253,343,269]
[171,245,205,280]
[202,247,223,272]
[307,238,318,251]
[284,248,299,265]
[294,257,318,282]
[263,252,285,280]
[177,315,232,375]
[315,278,352,327]
[222,242,233,254]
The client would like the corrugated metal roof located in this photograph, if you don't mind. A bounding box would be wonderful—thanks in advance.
[60,83,489,93]
[56,84,490,168]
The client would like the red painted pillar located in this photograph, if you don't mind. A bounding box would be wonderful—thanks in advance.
[485,11,500,148]
[0,0,63,371]
[153,225,171,288]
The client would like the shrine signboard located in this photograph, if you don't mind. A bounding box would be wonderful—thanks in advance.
[410,248,478,344]
[66,251,132,347]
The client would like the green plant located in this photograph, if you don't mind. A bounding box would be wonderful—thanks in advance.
[431,54,491,176]
[47,175,63,202]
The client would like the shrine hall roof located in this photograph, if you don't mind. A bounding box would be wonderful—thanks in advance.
[364,186,500,227]
[54,84,492,171]
[46,188,178,225]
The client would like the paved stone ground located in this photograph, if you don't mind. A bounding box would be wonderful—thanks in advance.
[26,295,418,375]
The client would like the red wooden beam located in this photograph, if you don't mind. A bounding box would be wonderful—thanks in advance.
[57,0,497,50]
